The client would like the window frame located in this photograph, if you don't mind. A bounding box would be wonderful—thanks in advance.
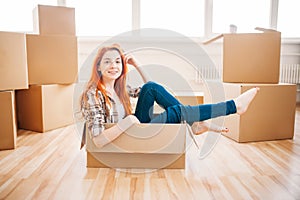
[130,0,299,40]
[1,0,298,39]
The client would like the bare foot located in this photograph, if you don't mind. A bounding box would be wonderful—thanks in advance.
[234,87,260,115]
[191,121,229,135]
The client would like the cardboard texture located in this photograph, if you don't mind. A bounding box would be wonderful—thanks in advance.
[175,92,204,105]
[0,91,17,150]
[204,29,281,83]
[16,84,75,132]
[152,93,204,114]
[26,34,78,85]
[33,5,76,35]
[86,124,186,169]
[87,152,185,169]
[0,31,28,91]
[176,96,203,105]
[204,82,297,142]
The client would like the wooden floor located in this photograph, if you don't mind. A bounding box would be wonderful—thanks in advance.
[1,106,300,200]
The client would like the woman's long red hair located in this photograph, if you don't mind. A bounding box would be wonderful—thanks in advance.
[80,44,132,116]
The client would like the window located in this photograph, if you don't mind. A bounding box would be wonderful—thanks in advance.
[140,0,205,37]
[0,0,56,33]
[67,0,132,36]
[212,0,270,33]
[1,0,299,38]
[277,0,300,37]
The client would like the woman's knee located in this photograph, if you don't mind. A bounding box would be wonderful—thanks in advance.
[166,105,182,123]
[141,81,162,91]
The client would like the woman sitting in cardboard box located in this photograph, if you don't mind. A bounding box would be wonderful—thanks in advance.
[80,44,259,148]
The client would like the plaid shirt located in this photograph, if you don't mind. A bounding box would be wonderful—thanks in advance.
[82,84,141,137]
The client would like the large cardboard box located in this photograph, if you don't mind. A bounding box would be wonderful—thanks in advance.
[204,82,297,142]
[0,91,17,150]
[86,124,186,169]
[151,92,204,113]
[204,28,281,83]
[26,34,78,85]
[33,5,76,35]
[16,84,75,132]
[0,31,28,91]
[175,91,204,105]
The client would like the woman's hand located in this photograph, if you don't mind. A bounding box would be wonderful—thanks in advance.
[117,115,140,132]
[92,115,140,148]
[124,54,139,68]
[125,53,150,83]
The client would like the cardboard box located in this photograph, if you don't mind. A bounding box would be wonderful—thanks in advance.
[203,28,281,83]
[87,152,185,169]
[175,92,204,105]
[0,91,17,150]
[26,34,78,84]
[0,31,28,90]
[151,92,204,114]
[86,124,186,169]
[204,82,297,142]
[16,84,75,132]
[33,5,76,35]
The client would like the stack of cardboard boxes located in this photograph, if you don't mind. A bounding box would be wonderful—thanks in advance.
[0,5,77,150]
[204,29,297,142]
[0,32,28,150]
[16,5,78,133]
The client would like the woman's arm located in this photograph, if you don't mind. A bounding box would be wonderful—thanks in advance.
[82,87,106,137]
[125,54,151,83]
[92,115,140,148]
[82,88,140,148]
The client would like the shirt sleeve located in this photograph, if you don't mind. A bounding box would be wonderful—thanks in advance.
[127,85,141,98]
[82,87,106,137]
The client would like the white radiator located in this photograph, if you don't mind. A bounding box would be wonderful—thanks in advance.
[196,64,300,84]
[280,64,300,84]
[195,65,222,83]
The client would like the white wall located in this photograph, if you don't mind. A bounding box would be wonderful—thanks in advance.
[77,37,300,102]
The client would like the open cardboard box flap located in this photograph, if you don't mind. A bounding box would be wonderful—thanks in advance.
[201,27,281,83]
[203,27,280,45]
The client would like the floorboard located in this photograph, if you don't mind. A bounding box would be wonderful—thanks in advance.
[0,106,300,199]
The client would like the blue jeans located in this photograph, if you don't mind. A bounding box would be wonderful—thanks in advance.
[134,82,237,125]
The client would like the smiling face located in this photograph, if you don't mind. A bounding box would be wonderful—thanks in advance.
[98,50,123,82]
